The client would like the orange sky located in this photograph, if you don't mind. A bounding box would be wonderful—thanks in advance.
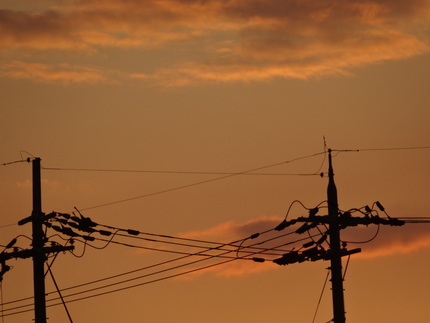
[1,1,430,322]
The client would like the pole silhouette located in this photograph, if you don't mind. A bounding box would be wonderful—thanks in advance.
[32,158,47,323]
[327,150,346,323]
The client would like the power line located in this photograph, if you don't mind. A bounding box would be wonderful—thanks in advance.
[332,146,430,153]
[1,231,318,318]
[0,221,323,317]
[312,268,330,323]
[57,151,326,211]
[42,167,319,176]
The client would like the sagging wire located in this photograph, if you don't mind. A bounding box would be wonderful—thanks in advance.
[43,231,320,308]
[67,151,326,212]
[1,223,328,317]
[342,224,380,244]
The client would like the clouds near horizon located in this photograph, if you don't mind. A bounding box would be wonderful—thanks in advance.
[1,0,429,85]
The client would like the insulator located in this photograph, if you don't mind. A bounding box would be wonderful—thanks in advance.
[275,220,288,231]
[376,201,385,211]
[302,246,319,258]
[6,238,17,249]
[80,216,98,228]
[62,227,79,237]
[303,241,315,248]
[70,216,81,222]
[51,225,63,232]
[127,229,140,236]
[296,223,312,234]
[316,234,327,245]
[250,233,260,239]
[57,218,68,225]
[273,251,302,265]
[309,207,319,217]
[58,213,71,219]
[99,230,112,236]
[252,257,265,263]
[68,222,80,229]
[342,211,352,217]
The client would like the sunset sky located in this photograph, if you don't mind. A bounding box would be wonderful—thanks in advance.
[1,0,430,322]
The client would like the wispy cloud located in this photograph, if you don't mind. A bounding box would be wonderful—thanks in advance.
[1,0,429,85]
[343,223,430,259]
[0,61,107,84]
[176,214,430,277]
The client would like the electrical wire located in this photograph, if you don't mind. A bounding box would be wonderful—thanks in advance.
[0,226,321,316]
[1,226,333,318]
[70,219,291,255]
[42,167,321,176]
[1,159,30,166]
[343,255,351,280]
[312,268,330,323]
[342,224,380,244]
[0,224,16,230]
[65,151,326,211]
[398,217,430,224]
[45,231,319,308]
[46,266,73,323]
[332,146,430,152]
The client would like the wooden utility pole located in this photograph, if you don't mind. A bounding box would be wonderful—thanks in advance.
[327,149,346,323]
[32,158,47,323]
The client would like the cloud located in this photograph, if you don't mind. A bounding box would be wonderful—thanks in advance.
[174,214,430,277]
[0,61,107,84]
[342,223,430,259]
[1,0,429,85]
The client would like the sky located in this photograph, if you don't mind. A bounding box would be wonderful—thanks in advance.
[1,0,430,322]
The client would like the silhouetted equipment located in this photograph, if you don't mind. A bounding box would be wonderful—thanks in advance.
[1,158,75,323]
[273,149,404,323]
[1,152,407,323]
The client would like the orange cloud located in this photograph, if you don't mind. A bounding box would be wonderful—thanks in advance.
[0,61,106,84]
[173,214,430,277]
[342,222,430,259]
[1,0,429,84]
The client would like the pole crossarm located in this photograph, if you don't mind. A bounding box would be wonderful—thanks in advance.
[0,245,75,263]
[275,213,404,232]
[273,246,361,266]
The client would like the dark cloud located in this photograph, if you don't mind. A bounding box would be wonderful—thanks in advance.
[1,0,429,84]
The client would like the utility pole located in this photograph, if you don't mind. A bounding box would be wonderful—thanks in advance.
[32,158,47,323]
[327,149,345,323]
[0,158,75,322]
[272,149,404,321]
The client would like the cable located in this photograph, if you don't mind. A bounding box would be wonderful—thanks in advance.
[0,207,328,316]
[47,267,73,323]
[332,146,430,152]
[312,268,330,323]
[1,159,30,166]
[0,228,324,318]
[398,217,430,224]
[46,231,316,306]
[67,151,326,211]
[0,224,16,230]
[343,255,351,280]
[342,224,380,244]
[1,224,316,309]
[69,219,290,255]
[42,166,320,176]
